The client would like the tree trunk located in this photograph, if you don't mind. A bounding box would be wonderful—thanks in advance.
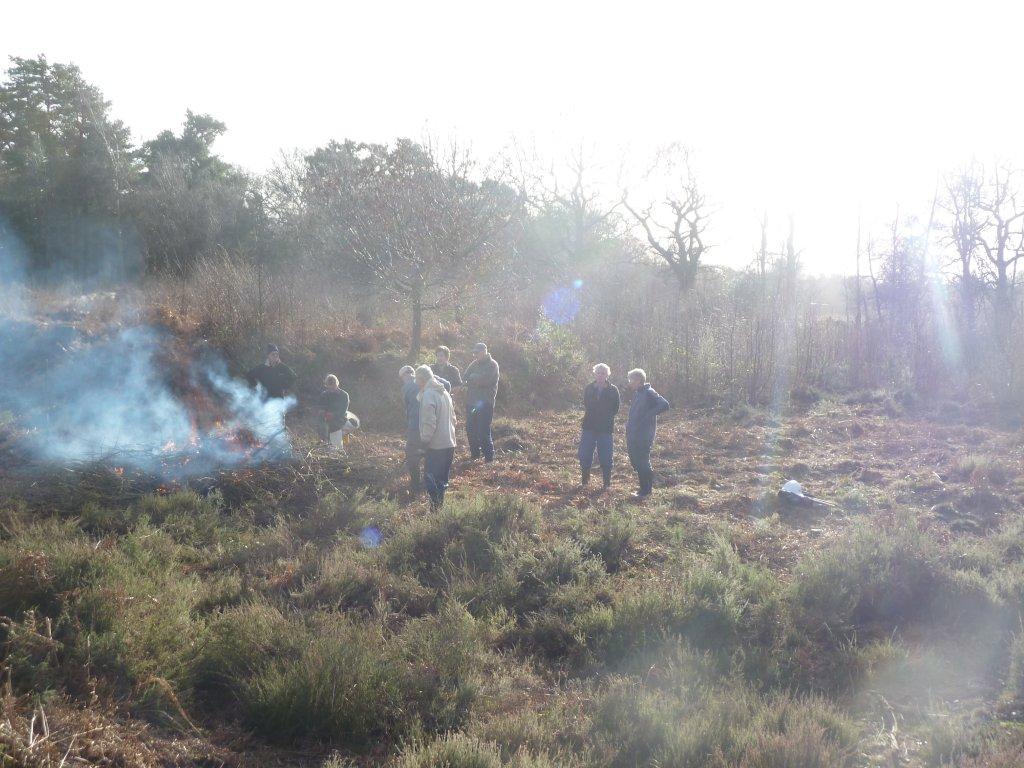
[410,288,423,360]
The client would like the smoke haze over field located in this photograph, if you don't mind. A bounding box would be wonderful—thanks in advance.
[0,225,294,477]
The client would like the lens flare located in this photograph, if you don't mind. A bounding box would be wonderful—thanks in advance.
[359,526,383,549]
[542,284,582,324]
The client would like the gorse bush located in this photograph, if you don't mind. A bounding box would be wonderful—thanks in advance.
[576,537,784,679]
[195,600,489,746]
[383,494,540,586]
[588,679,857,768]
[791,514,969,636]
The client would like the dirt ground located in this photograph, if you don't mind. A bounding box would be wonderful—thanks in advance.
[344,394,1024,574]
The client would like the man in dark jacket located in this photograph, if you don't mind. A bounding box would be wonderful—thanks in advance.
[431,346,463,389]
[625,368,670,499]
[462,342,499,462]
[579,363,620,490]
[400,365,451,493]
[246,344,297,400]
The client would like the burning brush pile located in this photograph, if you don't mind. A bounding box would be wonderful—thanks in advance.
[0,309,295,482]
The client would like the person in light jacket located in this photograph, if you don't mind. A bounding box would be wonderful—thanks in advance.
[625,368,670,499]
[416,365,457,510]
[401,365,451,494]
[579,363,620,490]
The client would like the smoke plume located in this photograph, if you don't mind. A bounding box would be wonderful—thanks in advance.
[0,222,294,478]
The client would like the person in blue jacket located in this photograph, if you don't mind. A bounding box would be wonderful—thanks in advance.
[624,368,671,499]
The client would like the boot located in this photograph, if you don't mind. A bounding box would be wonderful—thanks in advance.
[581,468,591,488]
[601,467,611,490]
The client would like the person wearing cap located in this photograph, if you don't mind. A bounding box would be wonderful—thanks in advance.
[624,368,671,499]
[416,365,457,510]
[579,363,620,490]
[432,346,463,389]
[462,342,500,462]
[246,344,297,400]
[400,365,451,493]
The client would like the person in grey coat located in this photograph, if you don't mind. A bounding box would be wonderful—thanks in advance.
[624,368,670,499]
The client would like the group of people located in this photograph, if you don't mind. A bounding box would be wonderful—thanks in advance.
[246,341,672,510]
[399,343,500,510]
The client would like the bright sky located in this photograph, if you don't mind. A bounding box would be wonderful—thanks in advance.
[5,0,1023,274]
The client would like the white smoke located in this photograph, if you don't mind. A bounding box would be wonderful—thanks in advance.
[0,220,295,478]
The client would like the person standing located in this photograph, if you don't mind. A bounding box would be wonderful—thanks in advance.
[579,363,620,491]
[625,368,670,499]
[431,346,463,389]
[416,365,457,510]
[400,365,424,493]
[318,374,351,450]
[401,365,451,494]
[246,344,297,400]
[462,342,499,462]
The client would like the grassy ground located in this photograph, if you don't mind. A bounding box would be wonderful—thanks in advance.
[1,394,1024,766]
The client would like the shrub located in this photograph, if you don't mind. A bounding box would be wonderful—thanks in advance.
[244,617,395,745]
[582,513,638,573]
[194,600,489,748]
[0,519,208,699]
[790,516,948,636]
[304,546,432,615]
[393,734,563,768]
[577,537,784,677]
[384,495,539,587]
[589,680,857,768]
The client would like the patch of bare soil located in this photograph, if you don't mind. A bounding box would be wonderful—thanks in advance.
[341,396,1023,575]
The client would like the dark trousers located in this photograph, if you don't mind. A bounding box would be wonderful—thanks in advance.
[424,447,455,508]
[405,436,423,491]
[466,400,494,461]
[579,429,613,483]
[627,440,654,495]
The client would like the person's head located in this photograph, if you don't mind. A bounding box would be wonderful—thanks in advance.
[627,368,646,391]
[473,342,488,361]
[436,345,451,364]
[324,374,339,390]
[592,363,611,385]
[414,364,434,389]
[399,365,415,384]
[265,344,281,366]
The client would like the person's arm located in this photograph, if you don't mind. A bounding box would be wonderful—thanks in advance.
[419,392,438,445]
[437,376,452,393]
[611,386,621,416]
[340,390,350,415]
[450,366,463,388]
[282,365,298,385]
[651,390,671,416]
[246,367,259,387]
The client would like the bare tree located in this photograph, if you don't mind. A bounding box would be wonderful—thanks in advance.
[622,146,708,291]
[942,161,1024,347]
[976,164,1024,339]
[297,139,523,358]
[942,162,986,342]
